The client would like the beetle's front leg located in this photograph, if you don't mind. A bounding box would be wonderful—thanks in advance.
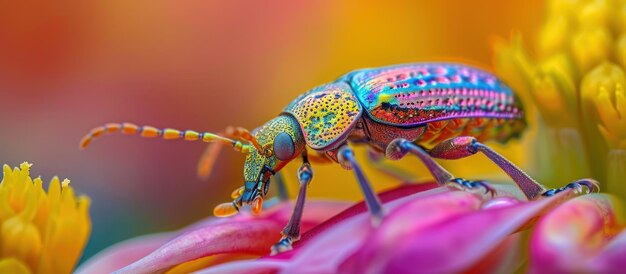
[270,154,313,255]
[428,136,599,200]
[337,145,384,225]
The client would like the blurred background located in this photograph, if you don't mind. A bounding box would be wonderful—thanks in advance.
[0,0,544,262]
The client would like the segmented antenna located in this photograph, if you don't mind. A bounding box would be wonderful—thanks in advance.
[196,126,263,179]
[79,122,252,154]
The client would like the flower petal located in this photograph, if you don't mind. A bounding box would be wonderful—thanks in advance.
[194,259,287,274]
[340,190,574,273]
[110,200,349,273]
[166,254,258,273]
[115,217,283,273]
[297,183,439,245]
[530,194,625,273]
[589,229,626,272]
[281,186,452,273]
[195,182,534,273]
[0,258,31,274]
[203,184,444,273]
[75,233,174,274]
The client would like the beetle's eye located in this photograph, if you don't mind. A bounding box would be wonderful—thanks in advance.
[273,132,295,161]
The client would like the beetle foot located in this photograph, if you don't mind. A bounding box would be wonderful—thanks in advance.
[270,237,294,255]
[446,178,497,197]
[541,179,599,197]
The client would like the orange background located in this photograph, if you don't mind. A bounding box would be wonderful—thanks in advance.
[0,0,544,260]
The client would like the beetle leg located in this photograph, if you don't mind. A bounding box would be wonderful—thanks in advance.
[541,179,599,197]
[446,178,497,197]
[271,154,313,255]
[427,136,549,200]
[338,145,384,225]
[386,138,454,185]
[366,148,416,182]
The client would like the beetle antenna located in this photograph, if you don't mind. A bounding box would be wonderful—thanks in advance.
[196,126,264,179]
[224,126,263,153]
[197,141,225,179]
[80,122,252,154]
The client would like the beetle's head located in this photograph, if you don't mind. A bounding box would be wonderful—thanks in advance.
[214,115,305,217]
[79,114,305,217]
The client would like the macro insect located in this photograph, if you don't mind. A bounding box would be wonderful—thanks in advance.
[81,62,598,254]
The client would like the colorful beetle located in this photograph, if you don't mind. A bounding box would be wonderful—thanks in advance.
[80,62,598,254]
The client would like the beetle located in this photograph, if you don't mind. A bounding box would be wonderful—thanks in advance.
[80,62,598,254]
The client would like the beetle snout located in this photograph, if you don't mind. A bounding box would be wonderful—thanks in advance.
[240,181,259,203]
[240,180,265,215]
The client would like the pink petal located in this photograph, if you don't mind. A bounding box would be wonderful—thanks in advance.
[113,200,350,273]
[590,229,626,272]
[208,184,446,273]
[197,182,536,273]
[466,234,524,273]
[195,259,287,274]
[340,190,574,273]
[280,186,451,273]
[297,183,439,246]
[530,194,625,273]
[75,233,174,274]
[116,218,283,273]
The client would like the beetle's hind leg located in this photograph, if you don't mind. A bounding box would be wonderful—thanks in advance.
[541,179,599,197]
[427,136,599,200]
[385,139,454,184]
[386,139,495,196]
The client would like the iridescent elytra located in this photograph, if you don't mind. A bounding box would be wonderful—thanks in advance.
[80,62,598,254]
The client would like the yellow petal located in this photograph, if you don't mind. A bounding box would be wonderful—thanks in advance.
[580,62,626,186]
[0,163,91,273]
[547,0,583,16]
[492,34,536,101]
[530,54,578,128]
[582,62,626,149]
[571,28,613,75]
[613,3,626,34]
[1,216,42,269]
[0,258,31,274]
[577,0,611,30]
[538,15,571,58]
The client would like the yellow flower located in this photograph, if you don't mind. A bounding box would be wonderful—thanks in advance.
[582,62,626,150]
[493,0,626,200]
[0,162,91,274]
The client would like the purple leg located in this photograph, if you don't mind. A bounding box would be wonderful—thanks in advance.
[428,136,599,200]
[446,178,497,197]
[338,145,384,225]
[541,179,599,197]
[386,138,454,185]
[270,156,313,255]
